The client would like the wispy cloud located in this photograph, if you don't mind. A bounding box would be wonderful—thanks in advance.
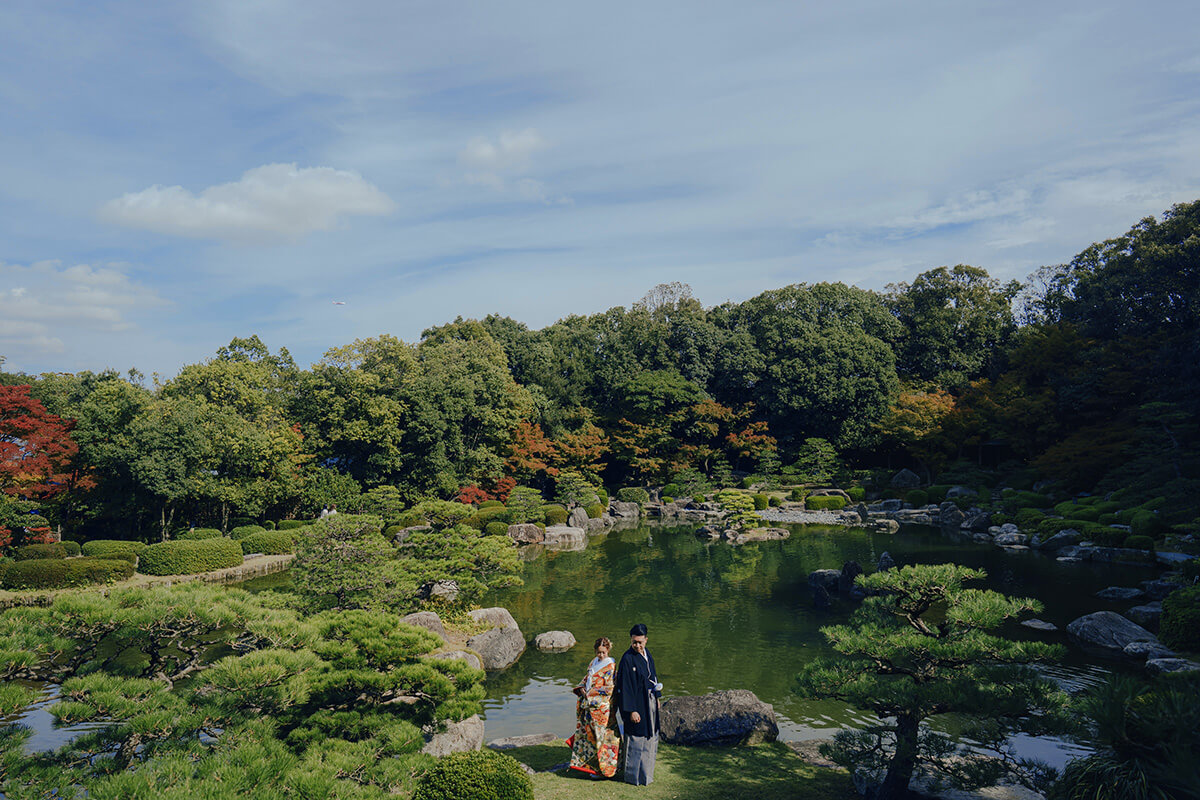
[98,164,394,243]
[457,129,570,204]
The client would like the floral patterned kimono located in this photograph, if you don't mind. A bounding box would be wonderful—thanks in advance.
[568,655,621,777]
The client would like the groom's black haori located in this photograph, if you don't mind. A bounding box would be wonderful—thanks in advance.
[613,622,661,785]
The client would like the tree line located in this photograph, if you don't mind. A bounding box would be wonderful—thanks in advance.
[2,200,1197,541]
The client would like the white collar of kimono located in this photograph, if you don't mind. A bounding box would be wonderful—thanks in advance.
[589,656,614,672]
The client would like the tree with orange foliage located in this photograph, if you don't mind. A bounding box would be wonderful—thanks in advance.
[1,385,93,502]
[506,420,559,483]
[874,383,957,479]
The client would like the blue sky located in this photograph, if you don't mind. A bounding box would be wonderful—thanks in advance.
[3,0,1199,377]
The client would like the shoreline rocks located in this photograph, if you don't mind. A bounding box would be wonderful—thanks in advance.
[1067,611,1157,654]
[660,690,779,746]
[466,606,525,670]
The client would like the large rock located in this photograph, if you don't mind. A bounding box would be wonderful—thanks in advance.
[963,511,993,532]
[946,485,979,499]
[993,532,1028,547]
[488,733,558,750]
[939,503,965,530]
[533,630,576,652]
[507,523,544,544]
[890,469,921,489]
[874,518,900,534]
[542,525,586,550]
[1140,579,1182,601]
[469,607,520,630]
[418,580,460,602]
[660,690,779,746]
[808,569,841,590]
[1067,611,1158,654]
[1146,658,1200,674]
[856,503,871,522]
[1122,640,1175,660]
[568,507,590,528]
[422,714,484,756]
[877,551,896,572]
[1095,586,1144,601]
[609,500,642,519]
[878,499,904,513]
[400,611,446,640]
[839,561,863,595]
[1035,530,1081,552]
[728,527,789,545]
[429,650,483,670]
[466,627,526,670]
[1124,602,1163,630]
[584,517,610,535]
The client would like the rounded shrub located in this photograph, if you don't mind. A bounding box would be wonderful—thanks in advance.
[262,520,276,530]
[479,500,504,510]
[81,540,146,560]
[740,477,756,490]
[1130,510,1163,538]
[846,487,866,502]
[788,488,808,502]
[238,530,294,555]
[692,494,707,504]
[752,493,769,511]
[138,538,243,576]
[1098,512,1120,525]
[584,503,605,519]
[177,528,223,540]
[927,485,951,503]
[617,487,650,506]
[768,495,782,507]
[484,521,509,536]
[462,515,485,531]
[542,505,568,526]
[905,489,929,507]
[806,495,848,511]
[661,496,675,504]
[60,540,81,557]
[662,483,681,498]
[1122,535,1155,551]
[413,749,533,800]
[1159,584,1200,651]
[596,488,609,506]
[384,524,404,538]
[476,506,510,525]
[229,525,267,541]
[1015,508,1046,529]
[14,543,67,561]
[0,557,135,590]
[277,520,307,530]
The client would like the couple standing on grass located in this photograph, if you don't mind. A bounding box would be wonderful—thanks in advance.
[568,623,662,785]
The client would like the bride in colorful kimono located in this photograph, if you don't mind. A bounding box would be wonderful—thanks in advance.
[567,637,621,778]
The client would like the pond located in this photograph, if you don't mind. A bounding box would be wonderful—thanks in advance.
[478,522,1157,769]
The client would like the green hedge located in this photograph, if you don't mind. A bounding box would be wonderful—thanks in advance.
[177,528,223,540]
[61,540,81,556]
[768,495,781,507]
[277,520,308,530]
[905,489,929,507]
[479,500,505,509]
[238,530,294,555]
[413,749,533,800]
[662,483,681,498]
[229,525,267,541]
[617,488,649,506]
[1160,585,1200,651]
[484,521,509,536]
[927,485,951,503]
[1130,510,1164,538]
[788,488,808,502]
[846,487,866,502]
[596,488,609,506]
[752,493,769,511]
[80,540,146,560]
[0,557,135,590]
[542,504,568,526]
[1122,535,1155,551]
[14,543,67,561]
[807,495,848,511]
[139,538,244,576]
[1015,508,1046,529]
[585,503,605,519]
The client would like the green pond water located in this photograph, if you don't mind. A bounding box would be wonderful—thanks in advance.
[476,522,1157,769]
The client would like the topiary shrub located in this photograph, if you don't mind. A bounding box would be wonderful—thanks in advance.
[60,540,81,556]
[138,538,243,576]
[617,487,650,506]
[806,495,848,511]
[768,495,781,507]
[1122,535,1155,551]
[596,488,609,506]
[846,487,866,502]
[262,520,276,530]
[905,489,929,507]
[476,506,510,525]
[789,488,808,502]
[0,557,135,590]
[661,483,681,498]
[80,540,146,560]
[14,543,67,561]
[740,477,756,490]
[277,520,307,530]
[1015,508,1046,529]
[927,485,951,503]
[542,505,568,526]
[1159,584,1200,651]
[484,521,509,536]
[238,530,294,555]
[177,528,223,540]
[229,525,267,541]
[1098,512,1120,525]
[479,500,504,510]
[1130,510,1164,538]
[413,749,533,800]
[584,503,605,519]
[752,493,769,511]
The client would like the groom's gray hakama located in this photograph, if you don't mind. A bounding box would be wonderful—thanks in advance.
[622,701,658,785]
[614,646,661,786]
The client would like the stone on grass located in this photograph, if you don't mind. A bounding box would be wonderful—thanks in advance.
[1122,640,1175,661]
[1021,619,1058,632]
[660,690,778,746]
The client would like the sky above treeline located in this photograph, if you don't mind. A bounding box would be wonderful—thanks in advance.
[2,1,1199,378]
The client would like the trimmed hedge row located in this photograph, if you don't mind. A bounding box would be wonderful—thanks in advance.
[139,538,244,576]
[617,488,649,506]
[238,530,294,555]
[277,520,308,530]
[177,528,223,540]
[61,541,81,556]
[0,557,135,590]
[806,495,848,510]
[14,543,67,561]
[229,525,267,541]
[81,540,147,560]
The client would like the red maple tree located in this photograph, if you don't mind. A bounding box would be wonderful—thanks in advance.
[0,385,93,500]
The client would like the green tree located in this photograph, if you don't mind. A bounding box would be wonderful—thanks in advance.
[291,514,394,611]
[505,486,545,524]
[796,564,1066,800]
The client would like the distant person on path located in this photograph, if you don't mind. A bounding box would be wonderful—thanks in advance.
[319,505,330,518]
[568,637,620,778]
[613,623,662,785]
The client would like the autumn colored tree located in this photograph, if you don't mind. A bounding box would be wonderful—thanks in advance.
[0,385,93,502]
[505,420,559,484]
[874,383,958,479]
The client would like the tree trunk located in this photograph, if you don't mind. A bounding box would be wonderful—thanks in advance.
[876,714,919,800]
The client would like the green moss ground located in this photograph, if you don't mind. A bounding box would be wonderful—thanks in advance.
[501,740,857,800]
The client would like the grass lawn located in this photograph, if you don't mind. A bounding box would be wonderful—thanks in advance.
[502,739,858,800]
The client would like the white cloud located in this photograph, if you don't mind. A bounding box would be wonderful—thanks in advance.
[98,163,394,243]
[457,129,569,203]
[0,261,167,358]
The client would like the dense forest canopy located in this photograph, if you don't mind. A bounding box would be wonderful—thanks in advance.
[2,201,1198,540]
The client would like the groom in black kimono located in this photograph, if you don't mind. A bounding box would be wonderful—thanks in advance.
[613,623,662,785]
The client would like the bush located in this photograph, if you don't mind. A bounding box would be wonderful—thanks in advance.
[413,748,533,800]
[262,520,276,530]
[661,483,681,498]
[1160,585,1200,651]
[14,543,67,560]
[277,520,308,530]
[1098,513,1120,525]
[229,525,267,541]
[768,495,781,507]
[788,488,808,502]
[383,524,404,538]
[905,489,929,507]
[80,540,146,560]
[748,493,766,511]
[484,521,509,536]
[846,487,866,502]
[661,496,675,504]
[479,500,504,509]
[806,495,848,511]
[475,506,510,525]
[238,530,294,555]
[542,505,568,526]
[397,510,426,528]
[139,538,244,576]
[585,503,605,519]
[1130,510,1164,538]
[596,488,609,506]
[60,540,81,556]
[1122,535,1155,551]
[229,516,256,529]
[1015,508,1046,529]
[0,557,135,590]
[693,494,707,504]
[927,485,951,503]
[617,487,650,506]
[740,477,756,490]
[177,528,223,540]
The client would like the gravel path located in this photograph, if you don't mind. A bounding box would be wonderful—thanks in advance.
[757,508,859,525]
